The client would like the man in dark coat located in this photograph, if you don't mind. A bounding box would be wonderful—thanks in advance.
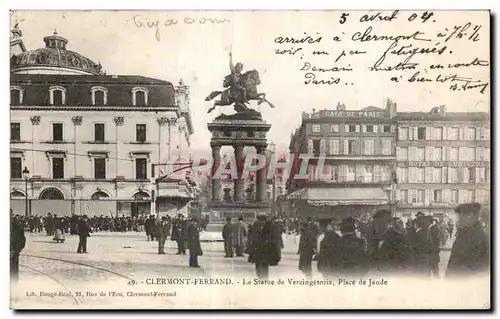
[298,218,317,278]
[428,218,441,278]
[249,214,281,279]
[157,217,170,255]
[145,215,156,241]
[373,217,414,275]
[222,217,234,258]
[412,215,431,276]
[317,220,341,278]
[186,218,202,267]
[77,215,91,253]
[447,220,454,238]
[335,217,368,277]
[11,211,26,282]
[175,216,187,255]
[446,203,489,278]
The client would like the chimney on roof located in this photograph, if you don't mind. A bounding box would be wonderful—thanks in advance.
[439,105,446,116]
[386,98,397,118]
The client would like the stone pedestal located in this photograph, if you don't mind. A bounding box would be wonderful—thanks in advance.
[207,118,272,220]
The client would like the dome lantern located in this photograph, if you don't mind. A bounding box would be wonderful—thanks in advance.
[43,29,68,50]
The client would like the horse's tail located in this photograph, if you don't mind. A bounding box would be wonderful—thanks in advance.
[264,99,275,108]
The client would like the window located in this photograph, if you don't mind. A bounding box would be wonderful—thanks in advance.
[10,123,20,141]
[448,127,459,140]
[135,158,147,179]
[348,140,357,155]
[475,190,488,203]
[434,167,442,183]
[401,189,409,203]
[132,87,149,106]
[433,190,443,203]
[449,148,458,161]
[417,190,425,203]
[434,147,442,161]
[347,125,356,133]
[397,147,408,161]
[329,139,339,155]
[448,168,459,183]
[383,125,391,133]
[313,140,321,154]
[480,127,490,140]
[450,190,459,203]
[94,91,105,105]
[399,127,409,140]
[363,140,375,155]
[365,125,374,133]
[381,139,392,155]
[52,158,64,179]
[416,147,425,161]
[398,167,408,183]
[466,127,476,140]
[312,124,321,133]
[477,147,489,161]
[417,127,426,140]
[10,157,21,179]
[363,165,373,182]
[330,124,339,133]
[91,86,108,105]
[10,87,23,105]
[346,165,356,181]
[94,123,105,142]
[52,123,63,141]
[94,158,106,179]
[49,86,66,105]
[433,127,443,140]
[409,167,425,183]
[136,124,147,142]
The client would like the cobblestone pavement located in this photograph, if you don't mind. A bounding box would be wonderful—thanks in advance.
[12,231,455,308]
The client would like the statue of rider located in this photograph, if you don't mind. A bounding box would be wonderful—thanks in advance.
[225,51,247,104]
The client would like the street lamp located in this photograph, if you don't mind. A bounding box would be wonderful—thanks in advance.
[269,141,276,216]
[22,167,30,218]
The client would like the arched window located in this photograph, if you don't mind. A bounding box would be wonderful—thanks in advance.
[49,86,66,105]
[133,191,150,201]
[10,86,24,105]
[91,86,108,105]
[39,187,65,200]
[131,87,149,106]
[91,191,110,200]
[10,190,25,198]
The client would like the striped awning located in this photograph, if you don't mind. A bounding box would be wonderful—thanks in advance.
[287,187,388,206]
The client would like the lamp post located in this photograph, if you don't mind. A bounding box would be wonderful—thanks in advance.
[269,141,276,216]
[22,167,30,218]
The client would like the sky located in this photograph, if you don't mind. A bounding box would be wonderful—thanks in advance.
[10,10,490,154]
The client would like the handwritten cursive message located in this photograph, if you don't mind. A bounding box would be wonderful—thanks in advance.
[272,11,489,94]
[133,14,231,41]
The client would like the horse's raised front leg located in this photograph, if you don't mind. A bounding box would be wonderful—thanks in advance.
[257,93,266,105]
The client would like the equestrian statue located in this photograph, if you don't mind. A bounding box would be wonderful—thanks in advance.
[205,50,274,120]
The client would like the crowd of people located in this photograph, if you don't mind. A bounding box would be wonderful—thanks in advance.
[10,203,489,281]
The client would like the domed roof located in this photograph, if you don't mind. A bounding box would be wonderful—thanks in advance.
[10,31,105,75]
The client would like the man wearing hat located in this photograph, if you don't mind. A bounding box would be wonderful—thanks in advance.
[367,210,391,269]
[77,215,91,254]
[10,210,26,282]
[334,217,368,277]
[298,217,318,278]
[186,218,202,267]
[446,203,489,278]
[222,216,234,258]
[411,215,432,276]
[248,213,280,279]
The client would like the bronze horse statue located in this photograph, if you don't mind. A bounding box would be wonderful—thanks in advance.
[205,69,275,114]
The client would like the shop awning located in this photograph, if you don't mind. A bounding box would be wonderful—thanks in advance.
[287,187,388,206]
